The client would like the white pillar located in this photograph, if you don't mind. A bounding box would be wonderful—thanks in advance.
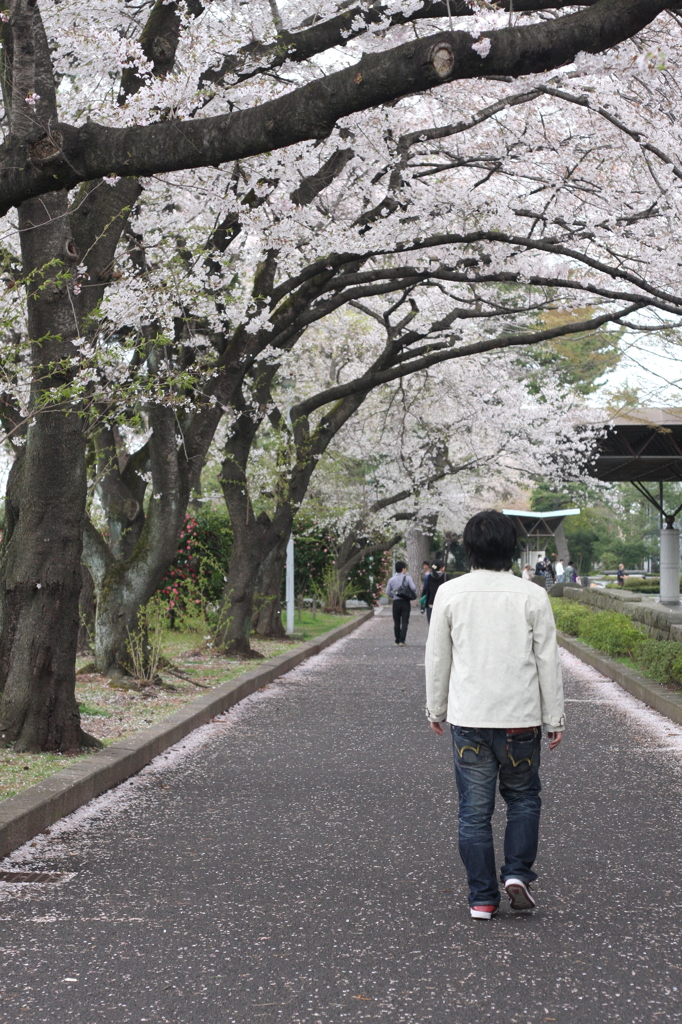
[286,535,295,634]
[659,525,680,605]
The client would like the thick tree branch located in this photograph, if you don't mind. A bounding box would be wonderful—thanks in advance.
[82,517,116,587]
[292,303,644,416]
[0,0,667,214]
[201,2,601,89]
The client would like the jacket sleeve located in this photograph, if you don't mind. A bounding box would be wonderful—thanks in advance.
[531,592,566,731]
[424,588,452,721]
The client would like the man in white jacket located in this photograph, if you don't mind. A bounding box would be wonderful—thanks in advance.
[425,509,564,921]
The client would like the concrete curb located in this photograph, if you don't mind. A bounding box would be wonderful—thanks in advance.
[0,610,374,859]
[557,631,682,727]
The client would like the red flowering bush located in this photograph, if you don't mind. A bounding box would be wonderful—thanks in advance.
[157,507,233,626]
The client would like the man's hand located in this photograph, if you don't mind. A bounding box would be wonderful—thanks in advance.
[547,730,563,751]
[429,721,445,736]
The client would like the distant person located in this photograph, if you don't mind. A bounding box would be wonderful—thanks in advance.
[542,556,555,590]
[567,560,578,583]
[555,558,564,583]
[386,561,418,645]
[423,562,446,622]
[617,563,628,588]
[420,561,432,615]
[535,558,544,577]
[425,509,565,921]
[522,564,533,581]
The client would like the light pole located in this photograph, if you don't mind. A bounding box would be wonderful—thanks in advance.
[286,535,295,634]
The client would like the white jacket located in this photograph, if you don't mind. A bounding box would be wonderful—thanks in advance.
[424,569,565,731]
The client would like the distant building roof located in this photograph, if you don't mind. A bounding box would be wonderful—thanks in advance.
[608,407,682,427]
[502,508,581,541]
[591,407,682,482]
[502,508,581,519]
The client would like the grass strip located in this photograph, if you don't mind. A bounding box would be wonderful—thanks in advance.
[0,610,354,802]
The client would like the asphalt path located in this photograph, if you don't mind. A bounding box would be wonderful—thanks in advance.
[1,610,682,1023]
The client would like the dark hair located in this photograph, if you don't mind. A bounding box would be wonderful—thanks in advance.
[395,560,406,573]
[462,509,517,571]
[423,560,430,566]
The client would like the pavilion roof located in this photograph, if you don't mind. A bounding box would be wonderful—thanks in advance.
[591,407,682,483]
[502,508,580,539]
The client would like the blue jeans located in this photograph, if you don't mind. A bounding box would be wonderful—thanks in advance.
[451,725,542,907]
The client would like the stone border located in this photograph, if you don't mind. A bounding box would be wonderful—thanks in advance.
[557,631,682,727]
[0,610,374,859]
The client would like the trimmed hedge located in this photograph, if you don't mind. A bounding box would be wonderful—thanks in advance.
[606,578,661,594]
[550,597,682,690]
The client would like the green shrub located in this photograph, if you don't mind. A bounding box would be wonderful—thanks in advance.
[550,599,595,637]
[578,611,646,658]
[550,598,645,657]
[551,597,682,689]
[606,578,661,594]
[634,640,682,688]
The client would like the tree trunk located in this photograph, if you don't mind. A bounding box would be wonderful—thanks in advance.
[0,6,107,751]
[0,188,89,751]
[554,522,570,564]
[214,513,270,656]
[252,539,288,638]
[213,377,283,657]
[0,413,87,751]
[83,406,189,676]
[215,502,293,655]
[92,565,149,676]
[77,565,96,654]
[406,523,434,577]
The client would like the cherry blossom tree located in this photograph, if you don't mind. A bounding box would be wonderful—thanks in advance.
[0,0,678,747]
[0,1,668,214]
[208,289,604,652]
[301,355,593,609]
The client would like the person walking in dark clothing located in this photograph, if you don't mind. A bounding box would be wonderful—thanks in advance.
[423,562,446,623]
[542,556,555,590]
[386,561,418,645]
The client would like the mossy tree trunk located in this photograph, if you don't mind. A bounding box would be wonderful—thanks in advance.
[252,540,289,638]
[83,406,189,676]
[0,7,90,752]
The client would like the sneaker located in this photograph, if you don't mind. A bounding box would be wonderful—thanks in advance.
[504,877,536,911]
[470,904,498,920]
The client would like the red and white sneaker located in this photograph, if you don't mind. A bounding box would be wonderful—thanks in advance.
[504,877,536,911]
[470,904,498,920]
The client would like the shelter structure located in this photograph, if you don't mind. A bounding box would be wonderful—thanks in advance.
[502,508,580,569]
[589,408,682,605]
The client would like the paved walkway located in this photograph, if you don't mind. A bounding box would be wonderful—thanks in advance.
[1,612,682,1023]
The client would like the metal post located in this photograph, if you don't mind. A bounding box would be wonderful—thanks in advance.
[660,520,680,605]
[286,535,295,634]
